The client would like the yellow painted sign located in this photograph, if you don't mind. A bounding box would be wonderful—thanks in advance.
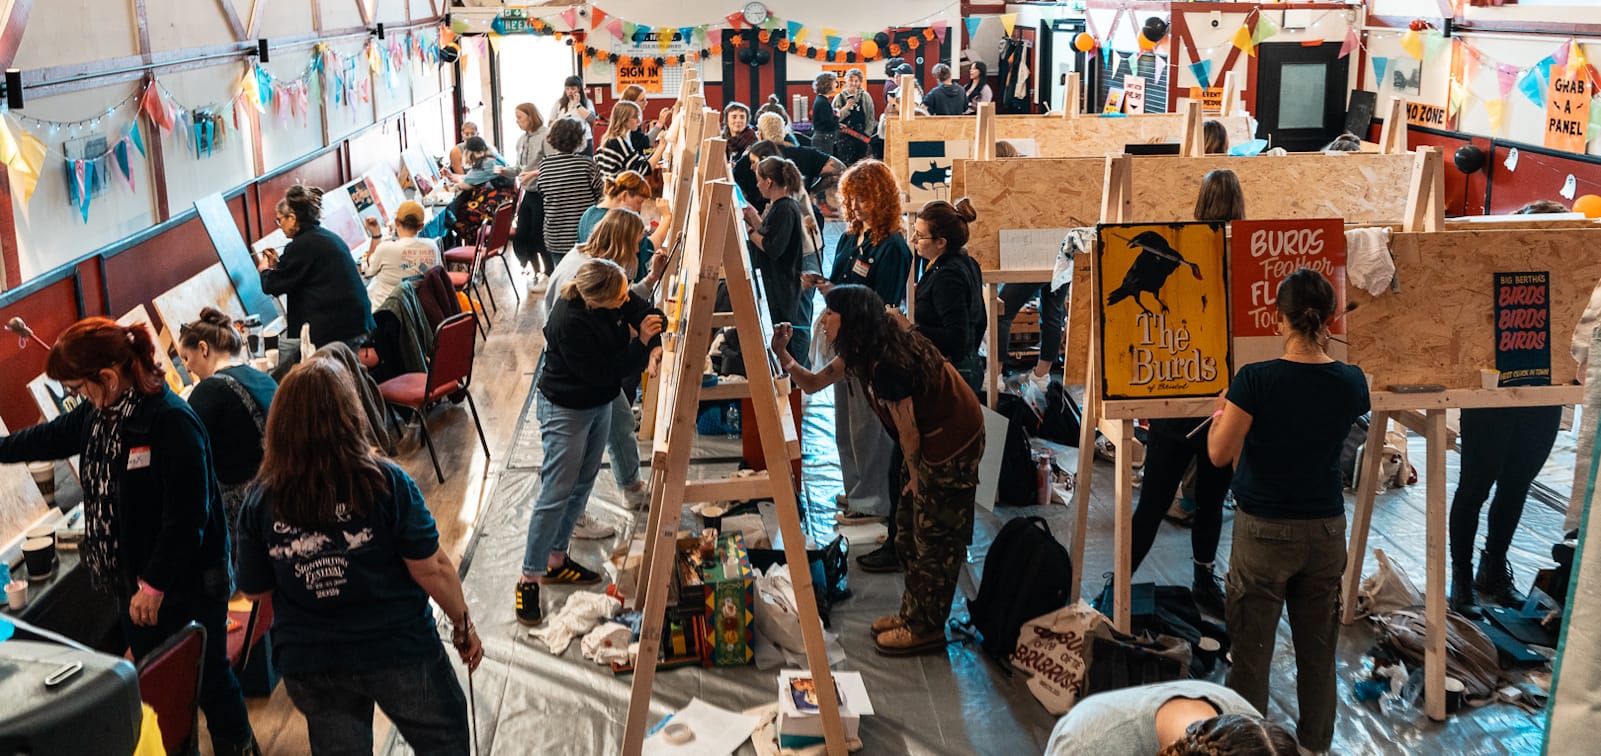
[1405,101,1449,129]
[616,61,664,94]
[1545,74,1590,154]
[1097,223,1231,400]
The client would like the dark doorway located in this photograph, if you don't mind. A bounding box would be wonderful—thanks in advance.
[1254,42,1350,152]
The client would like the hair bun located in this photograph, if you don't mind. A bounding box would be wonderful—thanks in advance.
[952,197,978,223]
[199,306,232,327]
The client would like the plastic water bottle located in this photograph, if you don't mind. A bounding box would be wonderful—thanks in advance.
[725,405,741,439]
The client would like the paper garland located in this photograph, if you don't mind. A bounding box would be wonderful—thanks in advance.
[1190,60,1213,90]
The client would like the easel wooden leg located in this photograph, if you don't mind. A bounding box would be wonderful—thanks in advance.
[1341,412,1391,624]
[622,460,693,755]
[986,282,1001,409]
[1069,353,1099,604]
[1112,418,1134,633]
[633,451,672,609]
[1423,409,1448,721]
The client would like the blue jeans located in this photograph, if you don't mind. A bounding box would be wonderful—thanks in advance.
[283,649,469,756]
[522,390,611,575]
[609,391,642,489]
[997,281,1069,366]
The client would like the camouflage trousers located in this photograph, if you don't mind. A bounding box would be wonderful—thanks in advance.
[895,433,984,635]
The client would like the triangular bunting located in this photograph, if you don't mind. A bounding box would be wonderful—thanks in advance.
[1554,41,1570,68]
[965,17,982,41]
[1339,28,1358,59]
[1447,79,1465,118]
[1251,16,1280,45]
[1423,32,1451,62]
[1498,64,1519,98]
[932,20,948,43]
[724,12,745,31]
[591,7,606,29]
[0,117,47,205]
[1518,67,1548,109]
[657,28,674,53]
[788,21,804,44]
[561,7,577,30]
[827,35,842,57]
[1231,24,1254,56]
[608,19,623,40]
[679,27,694,45]
[1486,98,1506,134]
[1400,29,1423,61]
[1190,60,1212,90]
[1000,14,1017,36]
[128,123,146,157]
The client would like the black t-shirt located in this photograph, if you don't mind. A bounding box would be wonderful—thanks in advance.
[914,251,985,364]
[186,365,277,485]
[733,145,832,215]
[752,196,805,329]
[1227,359,1371,520]
[234,461,442,675]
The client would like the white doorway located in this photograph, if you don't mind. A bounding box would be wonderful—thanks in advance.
[494,36,575,157]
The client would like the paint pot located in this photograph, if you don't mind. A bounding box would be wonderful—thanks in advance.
[22,537,55,581]
[27,461,55,505]
[699,504,726,534]
[6,580,26,610]
[1480,369,1500,390]
[1444,677,1466,714]
[1196,636,1222,673]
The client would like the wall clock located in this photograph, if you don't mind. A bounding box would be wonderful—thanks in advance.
[742,2,769,27]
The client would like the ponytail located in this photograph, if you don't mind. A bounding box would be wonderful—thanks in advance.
[755,156,804,197]
[46,317,165,396]
[603,170,653,200]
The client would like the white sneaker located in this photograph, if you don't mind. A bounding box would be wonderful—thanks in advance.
[1027,369,1052,394]
[624,481,650,510]
[571,514,616,540]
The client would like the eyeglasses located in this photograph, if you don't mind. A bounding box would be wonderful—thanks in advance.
[60,380,85,398]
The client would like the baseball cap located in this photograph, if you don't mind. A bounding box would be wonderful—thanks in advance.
[394,201,425,226]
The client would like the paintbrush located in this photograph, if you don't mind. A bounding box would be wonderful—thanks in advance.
[6,317,54,352]
[1184,302,1360,440]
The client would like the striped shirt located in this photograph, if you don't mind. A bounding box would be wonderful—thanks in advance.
[594,135,649,179]
[534,152,602,258]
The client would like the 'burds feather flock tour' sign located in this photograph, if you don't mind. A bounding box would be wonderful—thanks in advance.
[1097,223,1232,400]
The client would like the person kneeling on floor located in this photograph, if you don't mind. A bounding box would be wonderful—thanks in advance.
[1046,680,1298,756]
[773,285,985,656]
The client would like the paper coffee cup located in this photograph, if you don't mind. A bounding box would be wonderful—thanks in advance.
[27,461,55,503]
[25,524,54,545]
[22,537,55,581]
[1444,677,1466,714]
[6,580,26,610]
[1480,369,1500,389]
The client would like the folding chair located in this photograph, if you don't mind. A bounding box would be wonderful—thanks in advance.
[136,621,207,756]
[446,221,492,339]
[445,199,519,305]
[377,312,490,483]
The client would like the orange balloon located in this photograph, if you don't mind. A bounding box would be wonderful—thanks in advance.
[860,39,879,59]
[1074,32,1097,52]
[1575,194,1601,218]
[1138,34,1156,52]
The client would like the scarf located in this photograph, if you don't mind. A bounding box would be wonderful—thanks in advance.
[82,390,139,595]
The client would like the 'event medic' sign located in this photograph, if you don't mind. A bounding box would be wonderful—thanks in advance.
[1494,271,1552,387]
[1229,218,1347,366]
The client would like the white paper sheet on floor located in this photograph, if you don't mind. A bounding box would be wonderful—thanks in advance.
[527,591,621,653]
[641,697,761,756]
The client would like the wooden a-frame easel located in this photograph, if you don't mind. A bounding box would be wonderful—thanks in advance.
[620,179,847,756]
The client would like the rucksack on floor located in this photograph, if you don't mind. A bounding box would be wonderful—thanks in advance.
[995,394,1041,507]
[967,516,1074,661]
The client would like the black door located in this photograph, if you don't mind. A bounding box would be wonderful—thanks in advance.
[1254,42,1350,152]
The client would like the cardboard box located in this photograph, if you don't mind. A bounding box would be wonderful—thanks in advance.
[776,670,873,748]
[700,532,755,667]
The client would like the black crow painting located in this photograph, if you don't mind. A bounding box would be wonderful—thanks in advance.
[1106,230,1204,314]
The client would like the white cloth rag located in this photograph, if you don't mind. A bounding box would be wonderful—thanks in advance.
[1055,227,1095,291]
[527,592,621,654]
[580,622,634,665]
[1346,227,1395,296]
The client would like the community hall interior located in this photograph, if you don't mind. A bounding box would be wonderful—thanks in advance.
[6,0,1601,754]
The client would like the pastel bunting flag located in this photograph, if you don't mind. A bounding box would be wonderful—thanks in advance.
[1153,56,1165,84]
[1400,29,1423,61]
[591,7,606,29]
[1000,14,1017,36]
[1251,15,1280,45]
[622,22,638,41]
[1486,98,1506,134]
[679,27,694,45]
[724,12,744,31]
[0,117,46,204]
[1190,60,1212,89]
[69,158,95,223]
[1518,67,1547,109]
[932,21,947,43]
[560,7,577,29]
[847,37,860,53]
[827,35,842,56]
[1231,24,1254,56]
[1447,79,1465,118]
[1497,64,1519,98]
[1339,28,1358,59]
[1589,99,1601,139]
[607,19,623,40]
[1554,40,1570,68]
[1570,40,1588,78]
[128,122,146,157]
[965,17,982,41]
[1536,54,1558,81]
[657,28,674,53]
[1422,32,1450,62]
[788,21,805,43]
[1371,57,1388,89]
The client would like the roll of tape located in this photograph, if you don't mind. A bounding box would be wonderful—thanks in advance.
[662,722,695,745]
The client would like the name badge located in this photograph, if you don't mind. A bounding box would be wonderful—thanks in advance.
[851,258,871,278]
[128,446,152,470]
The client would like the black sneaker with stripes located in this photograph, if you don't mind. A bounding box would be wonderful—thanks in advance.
[544,557,603,585]
[515,581,543,626]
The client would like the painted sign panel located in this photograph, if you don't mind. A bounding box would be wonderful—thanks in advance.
[905,140,968,204]
[1097,223,1231,399]
[1229,218,1347,367]
[1494,271,1551,387]
[1545,75,1590,154]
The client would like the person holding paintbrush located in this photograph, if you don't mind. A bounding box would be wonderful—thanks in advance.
[1118,170,1246,614]
[1207,268,1369,754]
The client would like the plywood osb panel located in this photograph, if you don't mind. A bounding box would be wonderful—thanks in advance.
[1346,228,1601,389]
[956,152,1417,271]
[885,113,1253,197]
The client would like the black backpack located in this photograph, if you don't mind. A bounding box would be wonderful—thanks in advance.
[994,394,1041,507]
[967,516,1074,661]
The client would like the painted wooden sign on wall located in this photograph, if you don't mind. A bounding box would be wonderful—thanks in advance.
[1097,222,1231,400]
[1229,218,1347,367]
[1494,270,1552,386]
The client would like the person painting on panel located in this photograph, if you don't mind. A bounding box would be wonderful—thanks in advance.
[741,156,810,366]
[447,120,478,177]
[1207,268,1369,754]
[447,135,516,244]
[257,184,376,379]
[722,101,757,163]
[773,285,985,656]
[1046,680,1298,756]
[533,116,604,274]
[595,100,652,179]
[805,160,913,529]
[508,102,553,287]
[550,75,597,153]
[1450,199,1570,616]
[236,357,480,755]
[832,68,875,165]
[177,308,277,539]
[361,200,442,309]
[575,170,671,282]
[0,318,258,756]
[1123,169,1245,614]
[516,259,664,626]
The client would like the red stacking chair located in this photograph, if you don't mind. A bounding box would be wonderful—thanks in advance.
[377,312,490,483]
[447,220,493,339]
[444,201,517,312]
[137,621,206,756]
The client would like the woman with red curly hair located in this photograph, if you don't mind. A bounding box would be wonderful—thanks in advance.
[804,159,913,544]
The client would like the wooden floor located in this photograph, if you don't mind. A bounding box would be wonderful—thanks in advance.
[207,269,547,755]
